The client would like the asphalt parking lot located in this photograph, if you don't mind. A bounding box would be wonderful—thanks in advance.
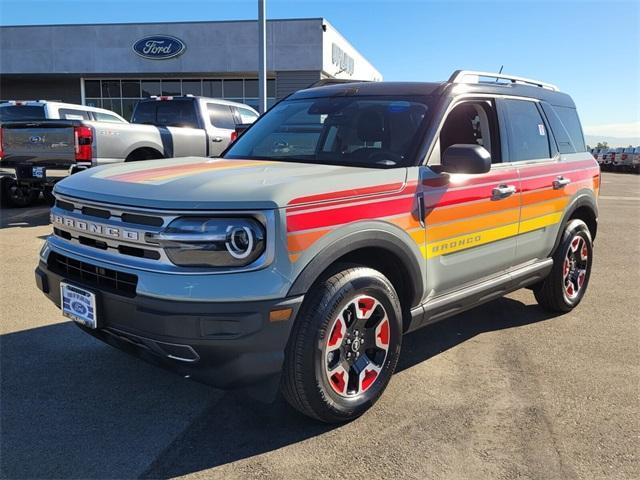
[0,172,638,480]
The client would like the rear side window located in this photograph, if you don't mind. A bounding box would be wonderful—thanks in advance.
[207,103,236,129]
[131,100,199,128]
[59,108,91,120]
[131,102,156,124]
[540,103,574,154]
[0,105,45,121]
[94,111,124,123]
[156,100,199,128]
[502,99,551,162]
[552,105,586,152]
[237,107,259,124]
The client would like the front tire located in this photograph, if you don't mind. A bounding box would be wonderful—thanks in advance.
[282,266,402,423]
[534,219,593,312]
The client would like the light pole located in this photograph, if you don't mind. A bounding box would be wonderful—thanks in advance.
[258,0,267,114]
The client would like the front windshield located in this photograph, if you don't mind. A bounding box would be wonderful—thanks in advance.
[224,96,431,168]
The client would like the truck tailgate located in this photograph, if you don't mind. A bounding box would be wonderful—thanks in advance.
[1,121,77,169]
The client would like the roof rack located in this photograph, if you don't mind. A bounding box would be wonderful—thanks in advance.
[308,78,371,89]
[448,70,559,92]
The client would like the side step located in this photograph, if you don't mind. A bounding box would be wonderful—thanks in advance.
[407,258,553,333]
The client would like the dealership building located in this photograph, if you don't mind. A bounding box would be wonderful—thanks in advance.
[0,18,381,119]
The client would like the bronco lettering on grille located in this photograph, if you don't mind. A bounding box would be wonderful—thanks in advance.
[52,215,140,241]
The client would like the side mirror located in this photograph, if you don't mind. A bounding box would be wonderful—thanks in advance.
[441,144,491,174]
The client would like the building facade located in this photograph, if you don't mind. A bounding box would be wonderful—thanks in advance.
[0,18,381,119]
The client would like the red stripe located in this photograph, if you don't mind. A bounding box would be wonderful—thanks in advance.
[286,187,416,214]
[442,168,518,187]
[518,159,597,177]
[287,196,415,232]
[287,182,406,206]
[520,168,596,193]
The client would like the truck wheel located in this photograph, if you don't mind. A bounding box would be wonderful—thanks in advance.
[3,180,39,208]
[282,266,402,423]
[534,219,593,313]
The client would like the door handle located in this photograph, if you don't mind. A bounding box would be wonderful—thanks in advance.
[491,184,517,200]
[552,176,571,189]
[211,136,224,143]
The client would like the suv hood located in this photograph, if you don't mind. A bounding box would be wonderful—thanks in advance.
[54,157,408,210]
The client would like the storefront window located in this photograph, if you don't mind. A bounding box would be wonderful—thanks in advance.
[203,80,222,97]
[122,80,141,97]
[85,80,101,98]
[101,81,121,98]
[161,80,181,96]
[141,81,161,97]
[85,78,275,120]
[224,79,243,98]
[182,80,202,96]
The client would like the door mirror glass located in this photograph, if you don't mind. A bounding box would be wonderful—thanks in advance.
[441,144,491,174]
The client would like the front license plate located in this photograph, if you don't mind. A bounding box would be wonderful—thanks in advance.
[32,166,45,179]
[61,282,97,329]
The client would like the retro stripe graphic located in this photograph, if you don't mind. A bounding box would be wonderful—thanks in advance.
[99,159,272,184]
[286,159,599,263]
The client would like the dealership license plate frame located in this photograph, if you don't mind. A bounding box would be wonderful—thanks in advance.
[32,166,46,179]
[60,282,98,329]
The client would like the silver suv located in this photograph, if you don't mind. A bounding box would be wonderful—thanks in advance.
[35,71,600,422]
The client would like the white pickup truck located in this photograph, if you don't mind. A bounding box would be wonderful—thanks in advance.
[0,97,259,206]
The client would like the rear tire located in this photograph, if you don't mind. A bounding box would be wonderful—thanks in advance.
[534,219,593,313]
[281,266,402,423]
[2,179,39,208]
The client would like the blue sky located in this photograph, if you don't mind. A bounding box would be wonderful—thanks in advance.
[1,0,638,139]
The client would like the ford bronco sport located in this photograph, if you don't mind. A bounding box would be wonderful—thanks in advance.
[35,70,600,423]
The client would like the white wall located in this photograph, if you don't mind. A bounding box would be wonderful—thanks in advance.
[321,20,382,81]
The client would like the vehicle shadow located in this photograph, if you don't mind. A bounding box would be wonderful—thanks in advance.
[0,202,51,229]
[0,297,557,479]
[397,295,559,373]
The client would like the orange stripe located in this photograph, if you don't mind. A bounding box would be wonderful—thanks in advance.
[426,195,519,224]
[289,253,301,263]
[387,213,422,230]
[287,228,331,252]
[428,208,520,242]
[521,187,564,206]
[521,197,569,220]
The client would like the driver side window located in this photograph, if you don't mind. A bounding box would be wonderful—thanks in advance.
[430,99,501,165]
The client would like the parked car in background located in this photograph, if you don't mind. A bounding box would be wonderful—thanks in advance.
[614,147,635,172]
[600,148,614,170]
[0,96,259,206]
[607,147,624,171]
[592,148,606,166]
[0,100,128,123]
[632,147,640,173]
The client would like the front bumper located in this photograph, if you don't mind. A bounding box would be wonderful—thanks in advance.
[35,260,303,389]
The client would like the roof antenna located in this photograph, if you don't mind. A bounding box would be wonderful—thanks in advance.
[496,65,504,82]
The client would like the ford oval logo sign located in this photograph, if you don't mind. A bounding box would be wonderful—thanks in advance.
[133,35,186,60]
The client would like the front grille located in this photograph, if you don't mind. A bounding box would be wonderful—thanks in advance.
[48,252,138,296]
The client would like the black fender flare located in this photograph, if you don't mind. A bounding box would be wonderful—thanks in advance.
[552,193,598,253]
[287,228,424,308]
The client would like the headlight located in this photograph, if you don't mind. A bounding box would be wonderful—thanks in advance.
[151,217,266,268]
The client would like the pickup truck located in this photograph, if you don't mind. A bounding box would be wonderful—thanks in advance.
[36,70,600,422]
[0,97,258,206]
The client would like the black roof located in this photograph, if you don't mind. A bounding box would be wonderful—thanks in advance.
[291,79,576,108]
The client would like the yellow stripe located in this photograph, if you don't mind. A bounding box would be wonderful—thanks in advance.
[425,223,519,259]
[424,211,563,259]
[519,211,563,234]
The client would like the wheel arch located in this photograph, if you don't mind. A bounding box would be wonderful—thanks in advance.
[287,228,425,314]
[125,146,164,162]
[553,193,598,252]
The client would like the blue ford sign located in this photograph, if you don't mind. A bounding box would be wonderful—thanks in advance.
[133,35,186,60]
